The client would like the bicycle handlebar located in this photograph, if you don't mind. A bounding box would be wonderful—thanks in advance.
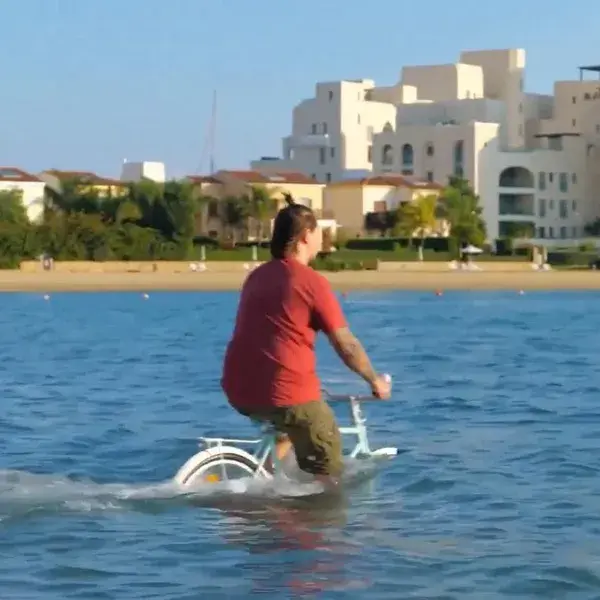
[321,373,392,402]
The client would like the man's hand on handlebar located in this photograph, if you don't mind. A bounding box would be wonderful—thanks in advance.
[370,374,392,400]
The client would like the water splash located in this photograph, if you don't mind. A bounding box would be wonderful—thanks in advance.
[0,457,383,522]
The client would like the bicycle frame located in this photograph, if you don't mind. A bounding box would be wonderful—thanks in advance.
[198,392,380,476]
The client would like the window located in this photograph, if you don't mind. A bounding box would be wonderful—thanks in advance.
[549,137,563,151]
[357,114,361,125]
[325,173,331,182]
[382,144,393,166]
[572,119,577,127]
[549,199,555,210]
[311,124,317,134]
[328,90,333,101]
[319,147,326,165]
[453,140,464,176]
[560,226,567,239]
[311,173,317,180]
[572,199,578,212]
[367,145,372,163]
[426,171,434,182]
[426,143,434,157]
[549,226,554,238]
[208,200,219,218]
[330,147,335,158]
[537,226,545,238]
[322,122,328,134]
[559,172,568,192]
[572,173,577,185]
[0,168,23,178]
[401,143,414,169]
[596,124,600,134]
[559,199,568,218]
[549,172,554,183]
[573,96,577,104]
[538,172,546,190]
[538,198,546,217]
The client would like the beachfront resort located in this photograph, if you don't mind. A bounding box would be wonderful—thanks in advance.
[3,47,600,256]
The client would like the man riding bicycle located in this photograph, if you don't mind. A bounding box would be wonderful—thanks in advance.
[221,197,390,485]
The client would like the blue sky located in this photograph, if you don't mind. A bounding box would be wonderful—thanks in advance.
[2,0,599,178]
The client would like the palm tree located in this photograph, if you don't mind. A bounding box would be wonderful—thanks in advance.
[221,195,249,243]
[43,177,101,219]
[248,185,279,240]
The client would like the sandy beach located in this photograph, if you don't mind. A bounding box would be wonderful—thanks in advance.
[2,269,600,292]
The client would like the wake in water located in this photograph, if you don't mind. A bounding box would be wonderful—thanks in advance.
[0,457,383,523]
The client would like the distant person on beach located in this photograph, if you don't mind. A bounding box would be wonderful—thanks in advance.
[221,197,390,487]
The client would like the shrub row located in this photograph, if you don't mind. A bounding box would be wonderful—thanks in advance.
[345,237,451,252]
[547,251,596,266]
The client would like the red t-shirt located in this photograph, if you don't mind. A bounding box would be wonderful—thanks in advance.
[221,259,346,410]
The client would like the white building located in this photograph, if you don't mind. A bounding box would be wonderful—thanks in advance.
[251,79,396,183]
[120,160,166,183]
[252,48,600,242]
[0,167,46,222]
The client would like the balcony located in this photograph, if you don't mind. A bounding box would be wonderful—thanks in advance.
[499,193,535,217]
[285,134,331,148]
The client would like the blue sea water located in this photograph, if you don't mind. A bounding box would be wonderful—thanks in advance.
[1,289,600,599]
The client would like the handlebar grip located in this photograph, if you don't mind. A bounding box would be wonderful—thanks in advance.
[371,373,392,397]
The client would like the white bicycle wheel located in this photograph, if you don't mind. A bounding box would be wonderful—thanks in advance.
[175,446,271,487]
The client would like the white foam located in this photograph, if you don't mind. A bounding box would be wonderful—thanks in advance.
[0,457,383,519]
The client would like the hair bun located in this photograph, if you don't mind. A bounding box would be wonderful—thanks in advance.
[283,192,295,206]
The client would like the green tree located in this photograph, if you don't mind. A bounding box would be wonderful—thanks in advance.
[394,194,439,260]
[584,218,600,237]
[439,177,486,247]
[0,189,29,225]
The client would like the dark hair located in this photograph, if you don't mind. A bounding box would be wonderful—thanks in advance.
[270,193,317,259]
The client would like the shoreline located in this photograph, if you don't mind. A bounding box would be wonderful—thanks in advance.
[1,270,600,292]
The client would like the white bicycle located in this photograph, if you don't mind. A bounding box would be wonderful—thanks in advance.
[174,376,400,487]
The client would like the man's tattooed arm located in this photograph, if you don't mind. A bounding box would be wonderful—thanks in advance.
[326,327,378,385]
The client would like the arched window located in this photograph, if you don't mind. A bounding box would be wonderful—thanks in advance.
[382,144,393,166]
[401,143,414,167]
[498,167,534,188]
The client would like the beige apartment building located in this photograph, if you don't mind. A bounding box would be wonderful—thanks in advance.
[323,174,445,236]
[186,169,326,239]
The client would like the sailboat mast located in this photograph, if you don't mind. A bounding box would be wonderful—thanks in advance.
[209,89,217,174]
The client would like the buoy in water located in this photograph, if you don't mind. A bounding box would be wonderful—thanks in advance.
[435,290,443,297]
[43,294,50,301]
[142,293,149,299]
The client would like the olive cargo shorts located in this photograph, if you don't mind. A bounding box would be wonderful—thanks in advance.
[237,401,343,476]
